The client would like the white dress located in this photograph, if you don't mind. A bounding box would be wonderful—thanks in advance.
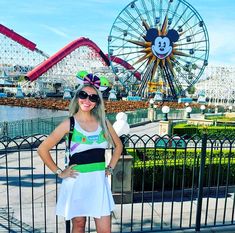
[56,120,115,220]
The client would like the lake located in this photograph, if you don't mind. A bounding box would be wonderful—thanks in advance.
[0,105,68,122]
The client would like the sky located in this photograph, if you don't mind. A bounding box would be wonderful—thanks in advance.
[0,0,235,67]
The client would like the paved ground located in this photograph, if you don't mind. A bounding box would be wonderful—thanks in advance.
[162,225,235,232]
[130,121,160,136]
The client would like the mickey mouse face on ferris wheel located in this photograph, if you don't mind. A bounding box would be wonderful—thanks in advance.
[146,28,179,60]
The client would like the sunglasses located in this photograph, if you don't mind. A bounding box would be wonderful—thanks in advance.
[77,90,99,103]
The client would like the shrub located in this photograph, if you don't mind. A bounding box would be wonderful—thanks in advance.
[127,148,235,191]
[173,124,235,138]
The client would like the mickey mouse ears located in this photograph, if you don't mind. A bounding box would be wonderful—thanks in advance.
[76,71,110,91]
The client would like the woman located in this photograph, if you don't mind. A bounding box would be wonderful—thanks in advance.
[37,76,123,233]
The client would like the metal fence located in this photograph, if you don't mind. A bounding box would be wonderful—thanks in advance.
[0,116,66,139]
[1,134,235,232]
[0,108,192,139]
[0,109,149,139]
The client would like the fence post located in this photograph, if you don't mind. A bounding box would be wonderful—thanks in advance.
[22,119,24,137]
[3,121,8,137]
[66,220,70,233]
[51,117,54,132]
[195,132,207,231]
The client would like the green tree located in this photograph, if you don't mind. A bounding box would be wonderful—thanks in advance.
[18,75,26,82]
[187,86,195,95]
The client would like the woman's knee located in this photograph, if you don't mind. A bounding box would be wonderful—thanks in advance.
[72,217,86,229]
[95,216,111,233]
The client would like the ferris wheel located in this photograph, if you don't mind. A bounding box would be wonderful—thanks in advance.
[108,0,209,98]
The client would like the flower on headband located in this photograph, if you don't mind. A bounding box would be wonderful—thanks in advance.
[84,73,100,88]
[76,71,110,91]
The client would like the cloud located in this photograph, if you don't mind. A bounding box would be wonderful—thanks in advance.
[40,24,70,39]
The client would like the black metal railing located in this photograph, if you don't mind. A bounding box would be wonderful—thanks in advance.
[1,134,235,232]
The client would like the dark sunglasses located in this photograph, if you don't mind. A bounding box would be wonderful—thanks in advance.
[77,90,99,103]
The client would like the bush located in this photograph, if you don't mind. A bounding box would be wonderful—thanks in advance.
[173,124,235,138]
[127,148,235,191]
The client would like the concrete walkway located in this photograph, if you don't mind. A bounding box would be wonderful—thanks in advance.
[163,225,235,232]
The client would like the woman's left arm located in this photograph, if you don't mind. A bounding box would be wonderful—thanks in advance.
[106,120,123,169]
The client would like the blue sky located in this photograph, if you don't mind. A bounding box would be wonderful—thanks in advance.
[1,0,235,66]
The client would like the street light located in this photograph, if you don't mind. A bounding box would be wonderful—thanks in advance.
[185,106,192,118]
[149,98,154,108]
[162,105,170,121]
[200,105,206,114]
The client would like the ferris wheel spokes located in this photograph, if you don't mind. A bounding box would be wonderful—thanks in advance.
[108,0,209,98]
[136,61,155,96]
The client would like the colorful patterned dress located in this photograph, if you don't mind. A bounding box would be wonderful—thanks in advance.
[56,119,115,220]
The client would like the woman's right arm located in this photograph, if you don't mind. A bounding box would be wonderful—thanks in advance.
[37,119,72,177]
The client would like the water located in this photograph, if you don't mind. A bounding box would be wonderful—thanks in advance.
[0,105,68,122]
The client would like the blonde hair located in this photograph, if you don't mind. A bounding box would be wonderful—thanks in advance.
[69,84,114,146]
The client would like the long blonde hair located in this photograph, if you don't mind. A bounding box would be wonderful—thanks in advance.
[69,84,114,146]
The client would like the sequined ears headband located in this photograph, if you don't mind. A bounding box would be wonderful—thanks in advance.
[76,71,110,91]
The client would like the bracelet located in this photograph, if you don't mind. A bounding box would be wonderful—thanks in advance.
[55,168,62,176]
[105,165,114,175]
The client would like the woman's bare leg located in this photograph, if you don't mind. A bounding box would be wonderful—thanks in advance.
[94,215,111,233]
[72,217,86,233]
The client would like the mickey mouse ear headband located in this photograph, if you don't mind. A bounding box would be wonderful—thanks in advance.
[76,71,110,91]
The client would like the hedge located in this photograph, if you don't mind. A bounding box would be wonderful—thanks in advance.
[172,124,235,138]
[127,148,235,191]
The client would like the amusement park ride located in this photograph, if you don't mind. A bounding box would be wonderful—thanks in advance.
[108,0,209,99]
[0,0,231,104]
[195,66,235,106]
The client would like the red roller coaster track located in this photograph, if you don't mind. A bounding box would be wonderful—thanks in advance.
[0,24,141,82]
[0,24,36,51]
[26,37,141,81]
[26,37,110,81]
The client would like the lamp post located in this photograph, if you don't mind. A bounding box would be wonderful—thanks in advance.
[200,105,206,115]
[214,105,218,114]
[149,98,154,108]
[161,105,170,121]
[148,99,155,121]
[111,113,132,202]
[186,106,192,118]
